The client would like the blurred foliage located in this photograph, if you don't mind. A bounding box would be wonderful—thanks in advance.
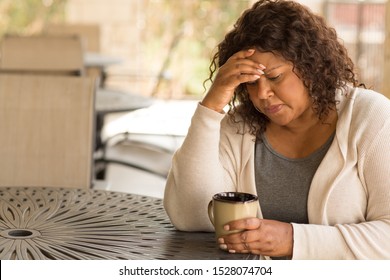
[0,0,251,98]
[0,0,67,37]
[142,0,252,97]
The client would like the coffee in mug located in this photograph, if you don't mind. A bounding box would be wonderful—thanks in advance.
[207,192,258,238]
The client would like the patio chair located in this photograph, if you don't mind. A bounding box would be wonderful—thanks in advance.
[0,74,96,188]
[43,23,106,85]
[0,35,85,76]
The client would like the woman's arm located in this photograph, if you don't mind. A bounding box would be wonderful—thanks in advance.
[163,104,236,231]
[164,49,264,232]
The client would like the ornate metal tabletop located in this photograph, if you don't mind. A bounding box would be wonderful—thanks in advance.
[0,187,258,260]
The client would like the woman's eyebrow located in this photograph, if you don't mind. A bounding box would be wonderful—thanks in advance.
[264,65,283,75]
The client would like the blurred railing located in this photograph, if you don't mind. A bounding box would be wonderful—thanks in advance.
[324,0,387,92]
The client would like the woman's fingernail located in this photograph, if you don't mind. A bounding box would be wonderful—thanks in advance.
[223,225,230,231]
[257,69,265,74]
[219,244,228,250]
[259,64,266,69]
[218,237,224,244]
[229,249,236,254]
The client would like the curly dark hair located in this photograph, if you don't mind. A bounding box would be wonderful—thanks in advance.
[206,0,361,138]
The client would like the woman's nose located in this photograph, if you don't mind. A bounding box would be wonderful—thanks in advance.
[256,77,273,99]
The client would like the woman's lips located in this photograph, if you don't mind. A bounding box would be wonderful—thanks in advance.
[265,104,283,114]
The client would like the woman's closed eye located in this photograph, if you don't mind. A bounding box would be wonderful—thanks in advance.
[266,74,282,81]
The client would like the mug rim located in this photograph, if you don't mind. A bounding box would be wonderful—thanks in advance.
[212,192,258,203]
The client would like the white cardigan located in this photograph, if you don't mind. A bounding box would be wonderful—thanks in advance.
[163,87,390,259]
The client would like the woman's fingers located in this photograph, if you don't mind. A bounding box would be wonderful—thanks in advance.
[219,218,293,257]
[224,49,265,77]
[201,49,265,112]
[224,217,261,231]
[213,54,264,88]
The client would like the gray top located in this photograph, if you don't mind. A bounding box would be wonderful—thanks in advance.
[255,132,335,224]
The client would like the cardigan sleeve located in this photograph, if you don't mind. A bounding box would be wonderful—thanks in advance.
[163,103,238,232]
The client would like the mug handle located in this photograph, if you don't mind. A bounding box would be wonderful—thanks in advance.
[207,200,214,226]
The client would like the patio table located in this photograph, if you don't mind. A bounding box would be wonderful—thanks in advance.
[95,87,153,149]
[0,187,258,260]
[84,52,123,86]
[96,88,153,115]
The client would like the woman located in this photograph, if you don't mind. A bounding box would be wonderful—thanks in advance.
[163,0,390,259]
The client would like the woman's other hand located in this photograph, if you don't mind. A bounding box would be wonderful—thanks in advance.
[218,218,293,258]
[201,49,265,113]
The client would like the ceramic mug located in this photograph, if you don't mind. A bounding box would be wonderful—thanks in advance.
[207,192,258,238]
